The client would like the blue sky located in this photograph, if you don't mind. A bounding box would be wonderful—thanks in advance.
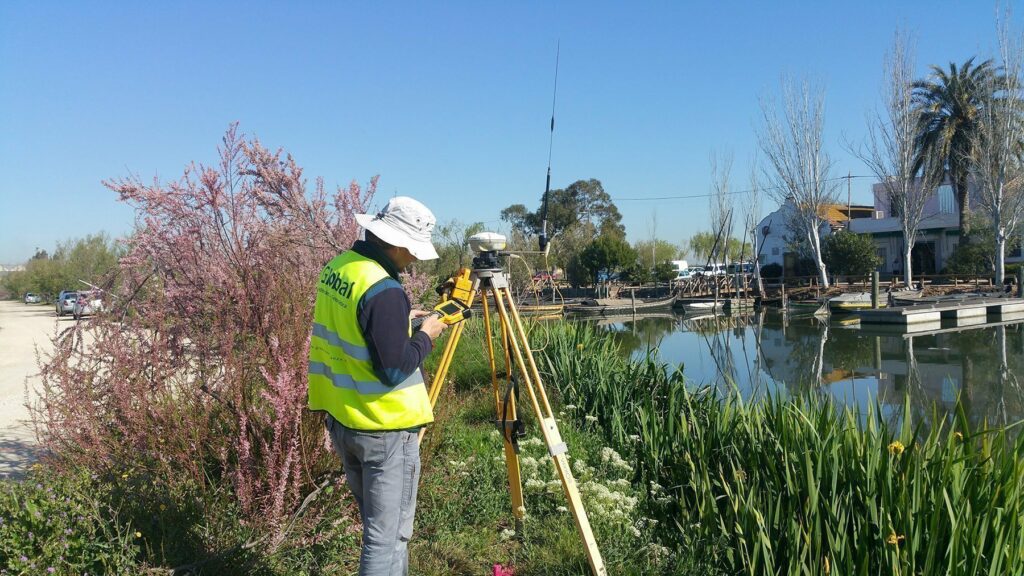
[0,1,1016,264]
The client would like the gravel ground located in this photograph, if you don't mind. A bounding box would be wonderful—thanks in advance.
[0,299,65,478]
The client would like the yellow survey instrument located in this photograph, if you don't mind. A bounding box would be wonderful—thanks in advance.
[418,232,607,576]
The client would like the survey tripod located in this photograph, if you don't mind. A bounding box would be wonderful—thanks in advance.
[418,237,607,576]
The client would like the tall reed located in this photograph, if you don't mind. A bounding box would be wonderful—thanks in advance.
[538,321,1024,574]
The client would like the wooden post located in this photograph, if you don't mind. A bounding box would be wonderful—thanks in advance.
[872,271,880,309]
[631,288,636,314]
[1018,270,1023,298]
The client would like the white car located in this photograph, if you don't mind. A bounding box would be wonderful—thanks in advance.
[73,293,104,319]
[23,292,42,304]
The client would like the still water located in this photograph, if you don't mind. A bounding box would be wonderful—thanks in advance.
[594,310,1024,430]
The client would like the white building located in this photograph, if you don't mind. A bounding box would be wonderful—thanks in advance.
[848,178,1024,275]
[754,199,874,276]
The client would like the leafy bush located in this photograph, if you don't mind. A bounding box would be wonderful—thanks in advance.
[579,234,636,284]
[946,243,995,275]
[620,262,653,284]
[761,263,783,279]
[653,261,677,283]
[822,230,880,276]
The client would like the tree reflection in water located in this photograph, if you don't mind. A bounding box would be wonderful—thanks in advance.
[586,310,1024,433]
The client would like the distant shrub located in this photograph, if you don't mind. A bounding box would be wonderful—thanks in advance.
[822,231,880,276]
[761,263,783,279]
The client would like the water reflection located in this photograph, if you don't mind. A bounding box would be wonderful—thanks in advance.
[591,310,1024,430]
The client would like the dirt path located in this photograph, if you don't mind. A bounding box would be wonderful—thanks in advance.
[0,299,66,478]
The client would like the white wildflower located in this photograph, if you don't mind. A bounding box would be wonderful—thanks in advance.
[499,528,516,541]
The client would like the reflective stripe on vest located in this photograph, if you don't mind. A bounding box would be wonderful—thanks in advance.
[307,250,434,430]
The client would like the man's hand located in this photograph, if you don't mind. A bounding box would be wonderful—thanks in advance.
[419,314,447,340]
[410,309,431,320]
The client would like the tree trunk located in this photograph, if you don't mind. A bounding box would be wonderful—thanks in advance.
[809,224,830,288]
[903,243,913,288]
[955,175,970,245]
[996,230,1006,286]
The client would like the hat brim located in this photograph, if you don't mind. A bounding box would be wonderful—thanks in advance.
[356,213,439,261]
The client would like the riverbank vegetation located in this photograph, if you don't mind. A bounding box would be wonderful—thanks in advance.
[5,318,1023,574]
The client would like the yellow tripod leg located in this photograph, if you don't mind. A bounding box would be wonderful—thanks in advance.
[491,287,607,576]
[482,291,526,532]
[418,316,465,444]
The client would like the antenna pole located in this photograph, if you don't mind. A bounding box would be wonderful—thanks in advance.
[538,42,559,253]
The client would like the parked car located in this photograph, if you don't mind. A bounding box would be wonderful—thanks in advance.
[55,290,79,316]
[697,263,727,277]
[73,292,103,319]
[23,292,42,304]
[675,268,697,280]
[726,262,755,275]
[533,271,554,282]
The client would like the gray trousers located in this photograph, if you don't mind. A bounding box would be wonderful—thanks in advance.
[326,415,421,576]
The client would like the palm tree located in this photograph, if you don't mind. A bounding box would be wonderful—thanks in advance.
[913,57,998,243]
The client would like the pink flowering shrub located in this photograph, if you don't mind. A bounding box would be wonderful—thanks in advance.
[33,125,380,525]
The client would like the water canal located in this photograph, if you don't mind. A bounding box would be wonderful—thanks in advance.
[594,310,1024,430]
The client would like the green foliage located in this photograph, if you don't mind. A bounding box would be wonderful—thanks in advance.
[913,57,999,237]
[633,239,682,269]
[945,217,996,274]
[0,467,140,575]
[0,463,362,575]
[500,179,625,240]
[761,263,783,279]
[2,233,122,300]
[412,320,675,575]
[823,230,881,276]
[620,262,654,284]
[688,232,750,264]
[687,232,718,262]
[579,235,636,283]
[537,321,1024,575]
[653,261,677,283]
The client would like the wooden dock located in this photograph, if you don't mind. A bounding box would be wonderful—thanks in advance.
[855,297,1024,325]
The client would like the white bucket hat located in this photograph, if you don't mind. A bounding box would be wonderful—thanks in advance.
[355,196,439,260]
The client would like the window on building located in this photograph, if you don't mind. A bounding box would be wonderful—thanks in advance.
[937,185,956,214]
[877,247,887,271]
[772,247,780,256]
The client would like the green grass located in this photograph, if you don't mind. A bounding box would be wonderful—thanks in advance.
[412,320,677,575]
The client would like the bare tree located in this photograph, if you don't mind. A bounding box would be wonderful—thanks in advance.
[853,31,937,288]
[972,14,1024,285]
[709,151,734,269]
[746,164,765,294]
[758,78,840,287]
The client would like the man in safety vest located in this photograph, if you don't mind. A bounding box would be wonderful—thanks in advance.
[309,196,447,575]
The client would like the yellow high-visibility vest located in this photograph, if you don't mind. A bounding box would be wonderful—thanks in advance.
[308,250,433,430]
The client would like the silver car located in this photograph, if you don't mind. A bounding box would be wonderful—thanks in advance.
[56,291,78,316]
[23,292,42,304]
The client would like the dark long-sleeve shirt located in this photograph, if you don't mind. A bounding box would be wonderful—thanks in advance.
[352,241,433,386]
